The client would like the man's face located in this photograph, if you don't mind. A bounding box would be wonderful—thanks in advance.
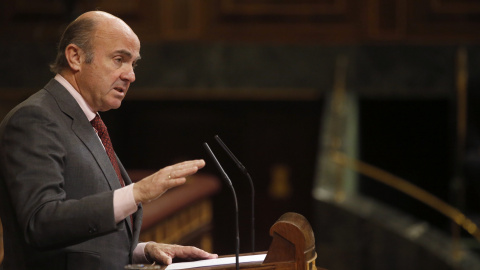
[76,20,141,112]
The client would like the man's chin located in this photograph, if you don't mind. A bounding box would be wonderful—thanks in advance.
[99,101,123,112]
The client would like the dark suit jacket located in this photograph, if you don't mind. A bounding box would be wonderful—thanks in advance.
[0,79,143,270]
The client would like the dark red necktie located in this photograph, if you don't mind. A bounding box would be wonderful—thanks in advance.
[90,115,125,187]
[91,115,133,228]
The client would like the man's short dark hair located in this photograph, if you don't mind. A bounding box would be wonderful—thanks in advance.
[50,17,97,74]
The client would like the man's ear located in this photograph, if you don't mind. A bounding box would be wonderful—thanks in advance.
[65,44,83,72]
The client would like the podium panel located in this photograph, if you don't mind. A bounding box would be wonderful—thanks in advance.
[158,212,326,270]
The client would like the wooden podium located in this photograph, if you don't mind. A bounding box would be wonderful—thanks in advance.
[164,212,325,270]
[263,212,320,270]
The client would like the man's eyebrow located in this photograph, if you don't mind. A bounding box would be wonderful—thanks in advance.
[114,49,141,61]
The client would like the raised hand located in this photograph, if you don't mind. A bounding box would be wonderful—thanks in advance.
[133,159,206,204]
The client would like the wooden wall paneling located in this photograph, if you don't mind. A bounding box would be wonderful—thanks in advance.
[95,0,141,16]
[97,0,162,43]
[9,0,65,15]
[406,0,480,43]
[158,0,205,40]
[219,0,348,16]
[0,219,3,265]
[431,0,480,15]
[203,0,363,43]
[365,0,407,41]
[0,0,160,42]
[3,0,480,44]
[0,0,68,41]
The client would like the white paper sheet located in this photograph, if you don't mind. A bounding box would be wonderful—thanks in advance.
[165,254,267,270]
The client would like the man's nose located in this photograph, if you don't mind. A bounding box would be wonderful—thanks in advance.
[121,66,136,83]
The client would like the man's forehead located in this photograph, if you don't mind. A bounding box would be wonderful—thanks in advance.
[94,25,138,42]
[92,28,140,53]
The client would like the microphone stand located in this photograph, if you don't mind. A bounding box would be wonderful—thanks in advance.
[214,135,255,252]
[203,143,240,270]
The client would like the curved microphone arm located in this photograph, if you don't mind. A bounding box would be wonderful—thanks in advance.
[203,143,240,270]
[215,135,255,252]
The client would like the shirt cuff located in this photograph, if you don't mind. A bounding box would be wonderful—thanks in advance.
[113,183,138,223]
[133,242,152,264]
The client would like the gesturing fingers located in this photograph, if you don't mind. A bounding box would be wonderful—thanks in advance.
[165,159,205,180]
[170,160,205,177]
[134,159,206,204]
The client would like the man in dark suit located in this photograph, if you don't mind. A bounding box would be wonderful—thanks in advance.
[0,11,217,270]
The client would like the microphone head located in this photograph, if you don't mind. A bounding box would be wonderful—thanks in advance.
[203,142,234,187]
[214,135,248,173]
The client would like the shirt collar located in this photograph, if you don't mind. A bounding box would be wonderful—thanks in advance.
[54,74,97,121]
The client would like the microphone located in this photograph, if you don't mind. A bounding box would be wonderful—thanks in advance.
[214,135,255,252]
[203,142,240,270]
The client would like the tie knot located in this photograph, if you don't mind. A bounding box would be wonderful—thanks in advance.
[90,115,107,136]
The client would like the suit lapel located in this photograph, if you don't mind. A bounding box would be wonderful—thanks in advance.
[44,79,123,191]
[45,79,138,235]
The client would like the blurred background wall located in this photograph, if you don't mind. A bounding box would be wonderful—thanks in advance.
[2,0,480,269]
